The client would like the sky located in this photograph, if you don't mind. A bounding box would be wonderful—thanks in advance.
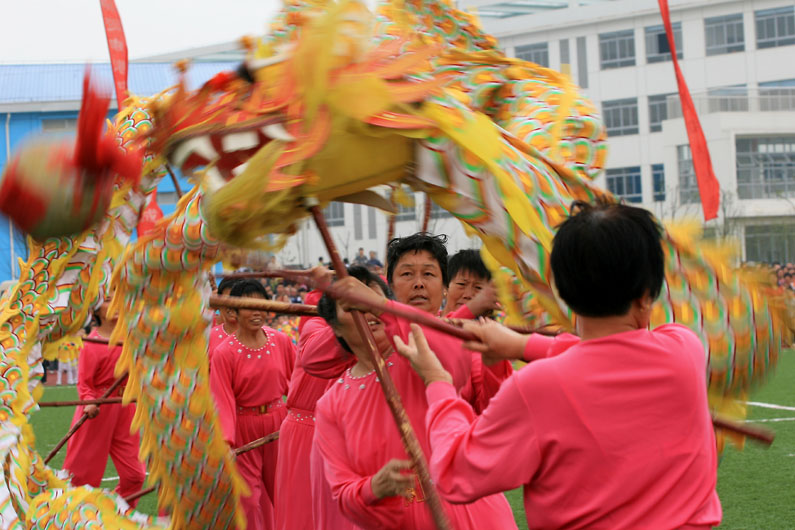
[0,0,283,64]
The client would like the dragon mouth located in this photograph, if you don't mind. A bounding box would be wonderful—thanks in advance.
[167,119,294,190]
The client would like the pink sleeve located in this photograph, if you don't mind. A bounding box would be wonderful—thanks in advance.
[314,401,405,527]
[475,359,513,412]
[522,332,580,362]
[210,346,238,445]
[282,332,296,385]
[76,344,99,400]
[424,375,541,502]
[381,301,471,389]
[445,304,475,320]
[299,317,352,379]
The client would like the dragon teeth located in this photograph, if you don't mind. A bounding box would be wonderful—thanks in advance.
[231,162,250,176]
[204,166,226,193]
[222,131,260,152]
[172,136,218,169]
[261,124,295,142]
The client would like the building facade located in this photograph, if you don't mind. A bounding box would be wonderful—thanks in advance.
[461,0,795,264]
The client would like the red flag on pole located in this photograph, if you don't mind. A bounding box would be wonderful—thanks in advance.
[99,0,128,111]
[137,191,164,236]
[658,0,720,220]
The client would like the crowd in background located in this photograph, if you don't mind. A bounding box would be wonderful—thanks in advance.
[774,262,795,291]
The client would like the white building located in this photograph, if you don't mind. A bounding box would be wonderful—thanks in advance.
[461,0,795,264]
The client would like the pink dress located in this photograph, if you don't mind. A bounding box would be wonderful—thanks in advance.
[208,323,232,365]
[425,324,723,529]
[274,313,354,530]
[210,327,295,530]
[63,330,146,506]
[312,301,517,529]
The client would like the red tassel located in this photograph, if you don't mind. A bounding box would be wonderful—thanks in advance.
[74,68,111,174]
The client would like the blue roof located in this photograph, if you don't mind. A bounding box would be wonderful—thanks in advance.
[0,62,238,105]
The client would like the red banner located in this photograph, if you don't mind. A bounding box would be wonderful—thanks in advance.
[658,0,720,220]
[137,191,164,236]
[99,0,128,110]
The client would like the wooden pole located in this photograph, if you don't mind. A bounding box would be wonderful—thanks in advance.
[122,431,280,504]
[712,414,775,446]
[39,397,130,407]
[211,270,315,281]
[209,295,317,316]
[165,163,183,198]
[44,373,127,465]
[308,202,451,530]
[421,194,432,233]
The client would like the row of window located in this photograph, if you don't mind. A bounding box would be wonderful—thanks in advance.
[606,136,795,205]
[515,7,795,73]
[678,136,795,203]
[327,198,454,241]
[604,165,666,204]
[602,80,795,137]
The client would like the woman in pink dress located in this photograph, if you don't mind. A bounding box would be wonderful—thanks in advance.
[395,201,723,529]
[210,279,295,530]
[274,288,356,530]
[313,266,517,529]
[208,276,239,362]
[63,299,146,506]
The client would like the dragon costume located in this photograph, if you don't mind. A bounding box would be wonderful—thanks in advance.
[0,0,789,528]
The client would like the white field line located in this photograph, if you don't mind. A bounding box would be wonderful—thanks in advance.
[101,471,148,483]
[745,417,795,423]
[745,401,795,412]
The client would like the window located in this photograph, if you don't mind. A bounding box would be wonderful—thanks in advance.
[324,202,345,227]
[736,136,795,199]
[756,7,795,49]
[515,42,549,67]
[606,167,642,203]
[367,207,377,239]
[707,85,748,112]
[705,14,745,55]
[576,36,588,88]
[759,79,795,111]
[41,118,77,134]
[602,98,639,137]
[599,30,635,69]
[677,145,699,203]
[429,201,452,219]
[645,23,683,63]
[648,93,675,133]
[652,164,666,202]
[559,39,570,67]
[745,224,795,264]
[394,193,417,222]
[353,204,363,240]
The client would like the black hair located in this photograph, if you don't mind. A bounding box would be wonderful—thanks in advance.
[317,266,393,352]
[229,278,268,300]
[386,232,449,286]
[217,276,239,295]
[550,200,664,317]
[448,249,491,283]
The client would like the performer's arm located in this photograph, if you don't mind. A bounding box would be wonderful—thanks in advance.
[299,317,353,379]
[424,375,540,502]
[210,347,237,445]
[76,344,99,401]
[315,401,408,528]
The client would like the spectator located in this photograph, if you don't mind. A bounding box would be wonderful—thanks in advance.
[353,248,368,266]
[367,250,384,269]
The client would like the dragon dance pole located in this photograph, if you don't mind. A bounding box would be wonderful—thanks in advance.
[421,193,432,233]
[123,431,281,504]
[44,372,127,465]
[39,397,129,407]
[308,201,452,530]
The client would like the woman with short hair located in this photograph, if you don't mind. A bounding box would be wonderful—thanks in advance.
[313,266,517,529]
[396,201,722,529]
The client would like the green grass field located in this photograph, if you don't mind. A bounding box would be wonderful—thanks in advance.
[30,350,794,528]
